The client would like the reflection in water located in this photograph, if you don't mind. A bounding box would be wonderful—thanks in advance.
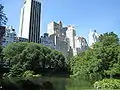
[2,77,94,90]
[32,77,67,90]
[42,81,54,90]
[27,77,93,90]
[19,79,42,90]
[2,80,20,90]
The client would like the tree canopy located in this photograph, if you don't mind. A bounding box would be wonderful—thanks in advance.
[3,42,66,77]
[70,32,120,82]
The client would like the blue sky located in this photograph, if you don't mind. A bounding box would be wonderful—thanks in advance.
[1,0,120,40]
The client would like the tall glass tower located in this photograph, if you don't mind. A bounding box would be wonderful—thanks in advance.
[19,0,41,43]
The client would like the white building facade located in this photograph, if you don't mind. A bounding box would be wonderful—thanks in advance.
[46,21,88,57]
[89,30,99,46]
[74,36,88,55]
[46,21,70,57]
[66,26,76,49]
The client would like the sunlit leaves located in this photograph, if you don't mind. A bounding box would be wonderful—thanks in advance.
[70,32,120,81]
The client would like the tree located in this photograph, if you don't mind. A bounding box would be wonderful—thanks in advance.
[0,45,3,61]
[3,42,28,61]
[94,32,120,78]
[99,32,119,45]
[0,45,2,58]
[70,32,120,81]
[0,4,7,26]
[3,42,66,77]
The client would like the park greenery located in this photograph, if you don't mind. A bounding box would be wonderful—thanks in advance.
[2,42,67,78]
[94,79,120,89]
[1,3,120,89]
[1,32,120,89]
[70,32,120,89]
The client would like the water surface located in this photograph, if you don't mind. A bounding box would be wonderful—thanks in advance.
[31,77,94,90]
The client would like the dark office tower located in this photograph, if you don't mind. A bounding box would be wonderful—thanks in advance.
[19,0,41,43]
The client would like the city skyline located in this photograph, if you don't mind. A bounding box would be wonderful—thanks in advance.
[1,0,120,41]
[46,21,88,56]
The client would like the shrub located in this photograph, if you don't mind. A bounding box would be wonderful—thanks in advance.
[33,74,41,78]
[22,70,34,78]
[94,79,120,89]
[22,70,41,78]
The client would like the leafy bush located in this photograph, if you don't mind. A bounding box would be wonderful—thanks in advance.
[22,70,41,78]
[22,70,35,78]
[94,79,120,89]
[33,74,41,78]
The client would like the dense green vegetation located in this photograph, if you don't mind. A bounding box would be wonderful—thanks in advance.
[94,79,120,89]
[1,3,120,90]
[2,77,95,90]
[70,32,120,88]
[1,31,120,89]
[2,42,67,78]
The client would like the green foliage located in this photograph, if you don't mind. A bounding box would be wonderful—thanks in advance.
[9,64,24,78]
[99,32,119,45]
[3,42,66,78]
[0,4,7,26]
[3,42,28,59]
[23,70,35,77]
[22,70,41,78]
[94,79,120,89]
[70,32,120,81]
[0,45,2,59]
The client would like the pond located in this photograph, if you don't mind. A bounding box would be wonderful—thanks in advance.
[3,76,120,90]
[2,76,94,90]
[29,77,94,90]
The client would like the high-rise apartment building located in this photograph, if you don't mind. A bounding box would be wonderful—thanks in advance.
[47,21,66,45]
[66,25,76,49]
[19,0,41,43]
[47,21,70,57]
[47,21,62,36]
[2,26,17,47]
[74,36,88,55]
[47,21,88,56]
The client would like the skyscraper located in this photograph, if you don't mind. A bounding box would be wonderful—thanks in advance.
[19,0,41,43]
[66,25,76,49]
